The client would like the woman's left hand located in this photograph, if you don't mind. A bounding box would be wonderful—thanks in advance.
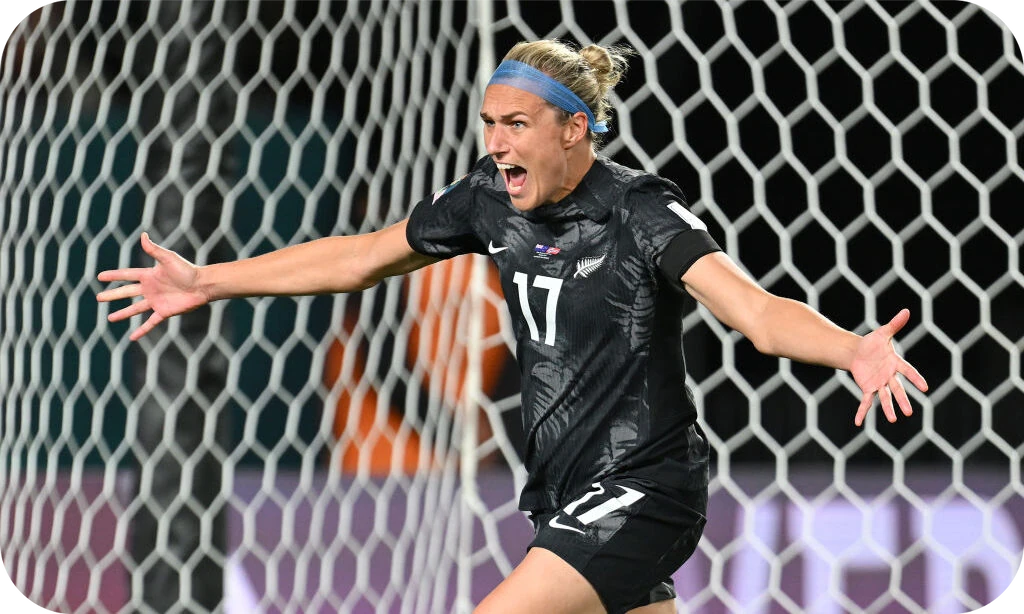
[849,308,929,427]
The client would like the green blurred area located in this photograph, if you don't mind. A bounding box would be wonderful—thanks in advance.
[6,96,353,470]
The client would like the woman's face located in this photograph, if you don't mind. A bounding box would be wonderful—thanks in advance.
[480,84,585,212]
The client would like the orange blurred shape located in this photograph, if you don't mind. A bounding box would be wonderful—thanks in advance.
[325,257,509,475]
[324,308,425,475]
[405,257,507,405]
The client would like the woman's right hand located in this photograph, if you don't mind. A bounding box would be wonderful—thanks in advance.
[96,232,211,341]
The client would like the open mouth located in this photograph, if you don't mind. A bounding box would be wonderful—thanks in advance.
[496,162,527,197]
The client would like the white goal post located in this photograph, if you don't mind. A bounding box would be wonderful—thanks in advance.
[1,1,1023,613]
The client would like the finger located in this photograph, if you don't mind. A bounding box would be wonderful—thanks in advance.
[96,283,142,303]
[130,312,165,341]
[891,376,913,417]
[108,298,150,323]
[97,269,148,283]
[140,232,169,263]
[883,308,911,337]
[879,384,897,423]
[898,357,929,392]
[854,391,873,427]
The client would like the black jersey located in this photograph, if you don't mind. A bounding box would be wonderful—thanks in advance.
[406,155,721,512]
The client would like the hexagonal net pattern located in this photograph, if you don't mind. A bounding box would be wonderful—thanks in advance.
[0,1,1022,613]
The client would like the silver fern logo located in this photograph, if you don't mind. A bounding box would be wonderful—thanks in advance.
[574,255,606,279]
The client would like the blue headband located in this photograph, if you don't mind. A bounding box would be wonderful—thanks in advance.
[487,60,609,133]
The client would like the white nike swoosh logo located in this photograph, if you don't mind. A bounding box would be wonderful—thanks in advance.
[548,514,585,534]
[488,241,509,254]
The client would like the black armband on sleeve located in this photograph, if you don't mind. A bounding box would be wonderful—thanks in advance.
[656,230,722,288]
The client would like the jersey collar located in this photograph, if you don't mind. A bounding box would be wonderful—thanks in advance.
[568,156,619,223]
[493,155,619,223]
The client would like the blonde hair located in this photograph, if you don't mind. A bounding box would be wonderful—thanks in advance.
[503,40,633,145]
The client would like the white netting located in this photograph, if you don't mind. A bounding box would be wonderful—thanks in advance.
[1,1,1022,613]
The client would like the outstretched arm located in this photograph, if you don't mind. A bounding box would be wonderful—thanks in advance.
[681,252,928,426]
[97,219,436,341]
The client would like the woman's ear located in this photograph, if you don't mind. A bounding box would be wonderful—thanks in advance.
[563,111,590,149]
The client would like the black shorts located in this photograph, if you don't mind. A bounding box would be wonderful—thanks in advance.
[528,461,708,614]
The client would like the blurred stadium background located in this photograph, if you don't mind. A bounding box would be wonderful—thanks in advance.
[1,1,1022,612]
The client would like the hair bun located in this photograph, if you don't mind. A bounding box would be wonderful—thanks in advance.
[580,44,630,90]
[580,45,613,79]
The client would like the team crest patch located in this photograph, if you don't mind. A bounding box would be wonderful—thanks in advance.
[432,175,466,203]
[574,255,606,278]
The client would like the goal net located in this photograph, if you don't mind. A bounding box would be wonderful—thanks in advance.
[1,1,1022,613]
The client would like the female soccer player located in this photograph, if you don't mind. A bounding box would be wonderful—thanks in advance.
[97,40,928,614]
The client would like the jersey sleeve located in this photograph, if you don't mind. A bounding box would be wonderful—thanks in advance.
[628,180,722,289]
[406,169,487,259]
